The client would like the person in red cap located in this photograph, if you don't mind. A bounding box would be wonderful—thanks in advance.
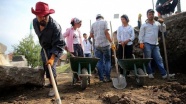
[31,2,66,97]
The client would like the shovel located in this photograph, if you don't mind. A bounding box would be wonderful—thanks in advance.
[160,23,176,81]
[43,49,62,104]
[110,21,127,89]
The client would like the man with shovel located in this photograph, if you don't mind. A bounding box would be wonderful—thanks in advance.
[32,2,66,97]
[138,9,174,79]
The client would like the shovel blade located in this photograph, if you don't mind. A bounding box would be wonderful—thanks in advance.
[112,75,127,89]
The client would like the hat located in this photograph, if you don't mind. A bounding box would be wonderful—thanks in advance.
[121,14,129,22]
[96,14,104,19]
[147,9,154,15]
[31,2,55,16]
[71,18,82,24]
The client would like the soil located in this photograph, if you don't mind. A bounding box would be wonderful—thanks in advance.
[0,70,186,104]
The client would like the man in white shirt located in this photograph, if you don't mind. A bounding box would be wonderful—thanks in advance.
[139,9,173,79]
[82,33,92,57]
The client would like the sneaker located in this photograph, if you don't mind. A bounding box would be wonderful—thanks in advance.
[48,88,55,97]
[162,74,175,79]
[148,74,154,78]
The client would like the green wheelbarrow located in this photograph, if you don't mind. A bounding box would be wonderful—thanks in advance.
[118,58,152,86]
[69,57,99,90]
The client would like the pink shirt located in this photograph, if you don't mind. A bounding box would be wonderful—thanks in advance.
[63,27,83,52]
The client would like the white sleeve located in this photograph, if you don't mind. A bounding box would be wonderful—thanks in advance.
[129,27,135,41]
[138,24,145,43]
[117,27,121,42]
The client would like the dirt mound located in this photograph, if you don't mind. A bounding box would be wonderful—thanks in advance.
[0,72,186,104]
[160,12,186,74]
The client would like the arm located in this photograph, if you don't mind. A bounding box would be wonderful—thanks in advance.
[104,21,112,43]
[159,23,166,32]
[51,24,66,58]
[117,27,121,43]
[105,30,112,43]
[88,35,93,44]
[129,27,135,41]
[138,24,145,43]
[62,28,70,38]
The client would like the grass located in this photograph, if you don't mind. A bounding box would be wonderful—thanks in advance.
[56,63,70,73]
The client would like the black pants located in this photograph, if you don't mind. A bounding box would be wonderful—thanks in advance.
[72,44,84,81]
[117,44,133,74]
[156,0,178,15]
[72,44,84,57]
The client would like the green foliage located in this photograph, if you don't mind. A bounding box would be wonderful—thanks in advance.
[56,64,70,73]
[13,35,42,68]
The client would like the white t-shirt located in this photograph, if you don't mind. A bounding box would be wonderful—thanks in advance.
[83,39,92,54]
[73,30,80,44]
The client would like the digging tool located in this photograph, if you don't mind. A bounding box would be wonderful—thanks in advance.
[159,20,175,81]
[43,49,62,104]
[110,21,127,89]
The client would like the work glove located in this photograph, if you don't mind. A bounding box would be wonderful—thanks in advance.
[47,54,55,66]
[111,43,116,51]
[140,43,144,49]
[138,13,142,19]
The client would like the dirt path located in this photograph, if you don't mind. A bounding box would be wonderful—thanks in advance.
[0,72,186,104]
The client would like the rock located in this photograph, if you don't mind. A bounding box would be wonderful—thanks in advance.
[118,98,130,104]
[145,100,158,104]
[102,94,120,104]
[109,95,119,104]
[158,94,167,100]
[0,43,7,54]
[172,98,181,104]
[178,92,186,103]
[0,66,44,89]
[171,83,183,91]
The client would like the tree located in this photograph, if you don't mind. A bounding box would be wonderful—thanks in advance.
[13,35,42,68]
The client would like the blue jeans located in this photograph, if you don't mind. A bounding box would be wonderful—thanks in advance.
[144,43,167,76]
[95,46,111,81]
[84,53,91,57]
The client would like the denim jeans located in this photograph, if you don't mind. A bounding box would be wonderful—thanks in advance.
[144,43,167,76]
[95,45,111,81]
[84,53,92,57]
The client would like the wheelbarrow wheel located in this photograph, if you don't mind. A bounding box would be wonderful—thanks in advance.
[81,68,88,90]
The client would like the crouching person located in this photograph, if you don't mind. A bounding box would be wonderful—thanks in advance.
[32,2,66,96]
